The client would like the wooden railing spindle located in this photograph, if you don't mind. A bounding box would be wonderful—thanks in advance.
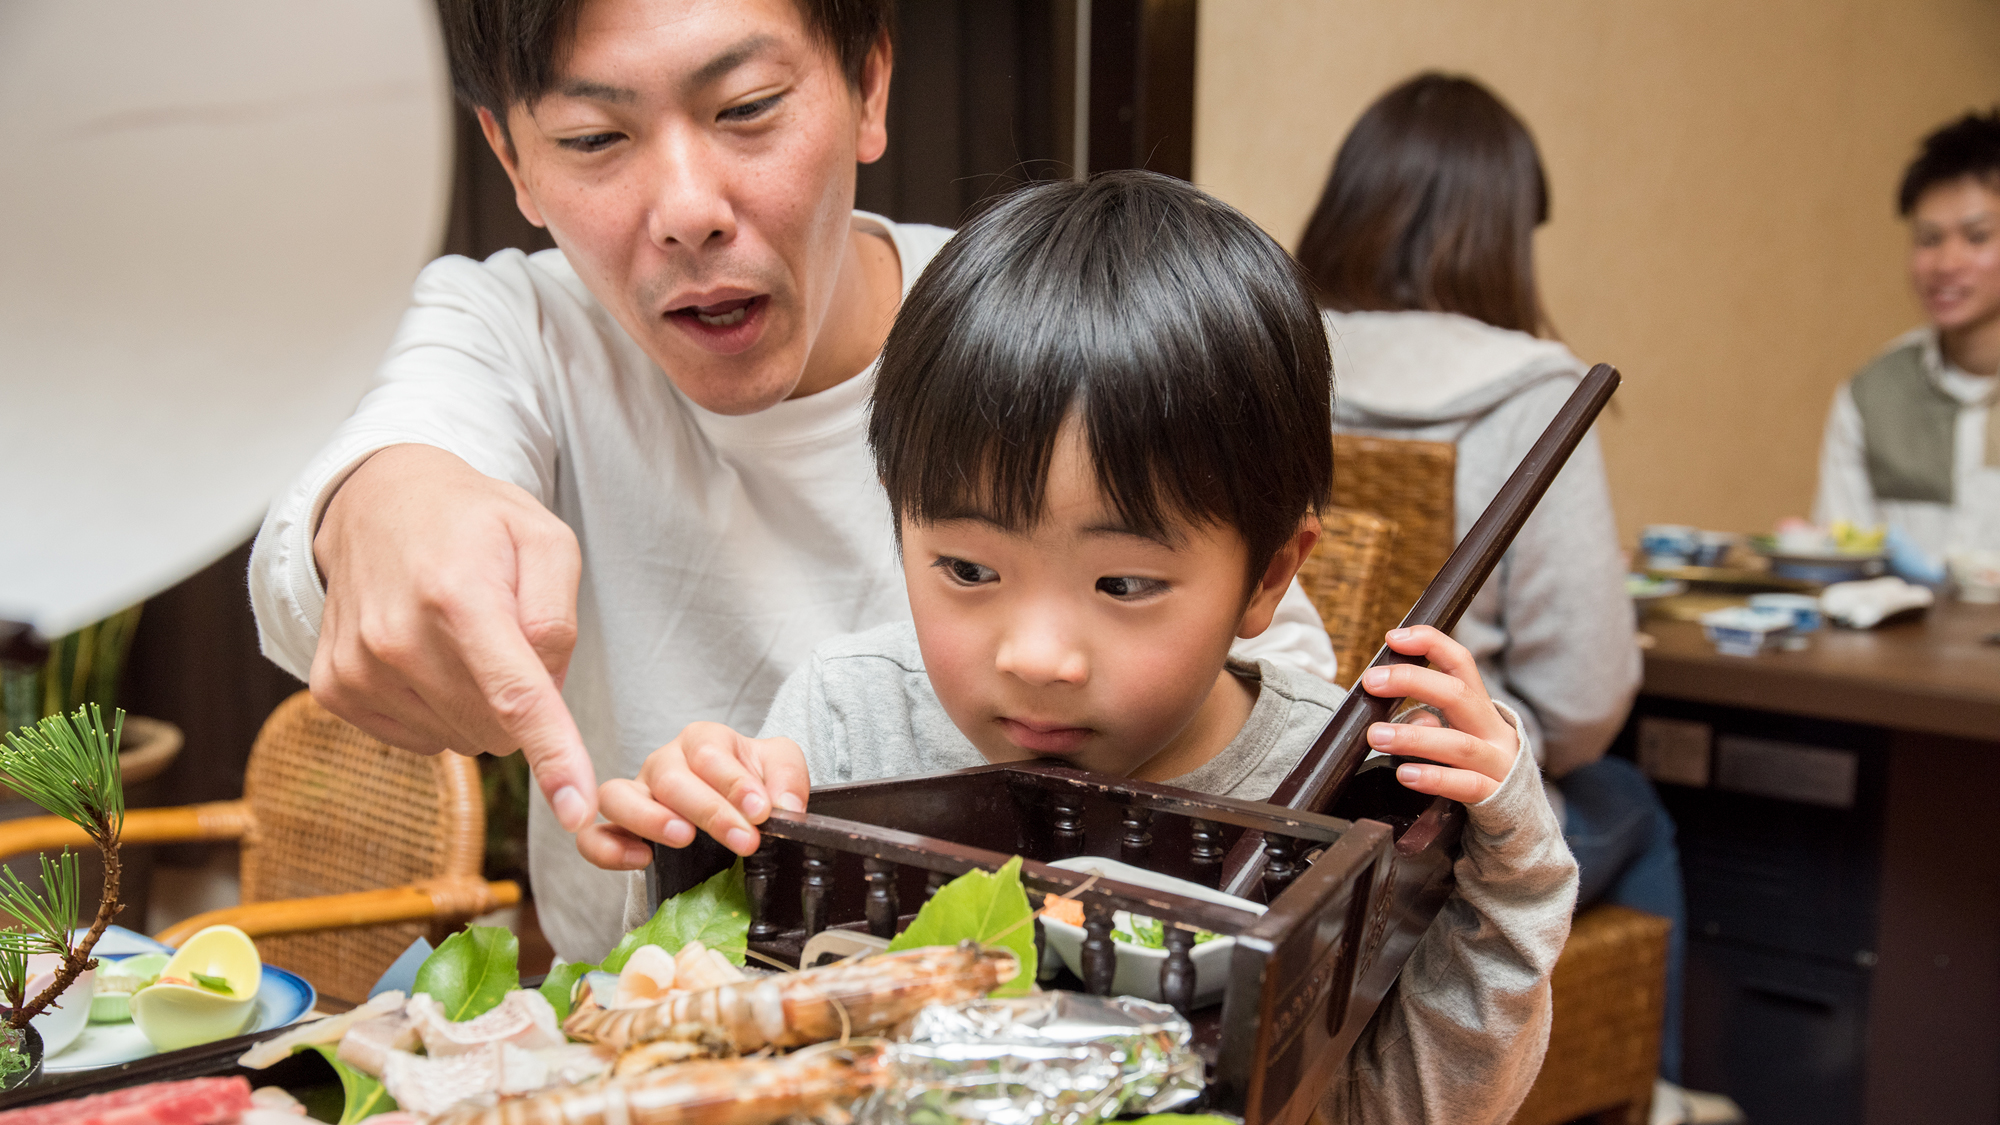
[1189,818,1224,887]
[1051,792,1086,857]
[746,838,781,941]
[1261,834,1305,900]
[924,868,948,902]
[1120,806,1154,864]
[1081,900,1117,994]
[862,857,898,939]
[1161,922,1197,1014]
[801,845,833,937]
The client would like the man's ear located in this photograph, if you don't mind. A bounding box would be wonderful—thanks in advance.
[854,33,892,165]
[477,105,549,230]
[1236,514,1322,640]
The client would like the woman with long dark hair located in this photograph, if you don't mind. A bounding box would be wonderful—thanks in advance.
[1299,73,1718,1120]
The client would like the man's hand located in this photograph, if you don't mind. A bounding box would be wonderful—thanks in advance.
[581,722,812,869]
[310,444,597,831]
[1357,625,1522,804]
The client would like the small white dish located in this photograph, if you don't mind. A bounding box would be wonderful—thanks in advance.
[1037,856,1263,1008]
[23,955,94,1056]
[44,928,314,1072]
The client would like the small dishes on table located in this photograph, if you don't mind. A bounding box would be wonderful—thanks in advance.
[1035,856,1263,1009]
[42,926,314,1073]
[1699,605,1800,657]
[130,926,262,1052]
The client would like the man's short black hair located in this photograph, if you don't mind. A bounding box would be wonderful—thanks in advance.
[870,170,1334,583]
[436,0,893,120]
[1898,107,2000,216]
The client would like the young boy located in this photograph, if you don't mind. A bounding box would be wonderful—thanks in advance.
[581,172,1577,1124]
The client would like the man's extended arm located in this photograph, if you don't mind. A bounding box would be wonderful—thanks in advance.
[248,252,598,830]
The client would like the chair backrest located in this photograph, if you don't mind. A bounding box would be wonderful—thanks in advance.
[1329,434,1458,657]
[240,691,484,1005]
[1297,507,1397,689]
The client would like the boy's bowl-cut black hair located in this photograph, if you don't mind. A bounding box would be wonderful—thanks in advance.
[870,170,1334,582]
[1898,107,2000,216]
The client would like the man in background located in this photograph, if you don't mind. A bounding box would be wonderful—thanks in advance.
[1815,108,2000,574]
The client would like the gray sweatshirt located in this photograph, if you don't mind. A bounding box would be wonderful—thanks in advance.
[758,620,1578,1125]
[1326,310,1641,781]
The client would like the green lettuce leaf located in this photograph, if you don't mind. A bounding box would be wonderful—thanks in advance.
[190,971,232,995]
[308,1043,397,1124]
[1123,1116,1240,1125]
[538,959,596,1022]
[412,924,519,1021]
[604,860,750,972]
[888,856,1035,996]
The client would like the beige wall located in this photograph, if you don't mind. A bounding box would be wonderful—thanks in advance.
[1194,0,2000,540]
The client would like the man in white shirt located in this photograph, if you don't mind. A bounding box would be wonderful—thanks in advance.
[1816,109,2000,567]
[250,0,1333,959]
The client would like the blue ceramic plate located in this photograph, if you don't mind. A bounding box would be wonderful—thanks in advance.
[44,927,315,1072]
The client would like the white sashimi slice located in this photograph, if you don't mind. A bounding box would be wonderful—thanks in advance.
[407,989,565,1056]
[238,990,407,1069]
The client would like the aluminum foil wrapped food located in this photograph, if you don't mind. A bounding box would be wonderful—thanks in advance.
[859,992,1206,1125]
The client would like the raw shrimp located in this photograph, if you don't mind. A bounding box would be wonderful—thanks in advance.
[429,1042,885,1125]
[561,942,1017,1053]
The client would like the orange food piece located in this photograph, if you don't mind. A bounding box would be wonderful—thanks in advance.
[1041,893,1084,926]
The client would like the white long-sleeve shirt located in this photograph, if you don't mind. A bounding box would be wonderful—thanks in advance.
[249,211,1336,961]
[1814,327,2000,562]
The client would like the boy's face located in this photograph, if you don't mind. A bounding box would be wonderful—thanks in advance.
[479,0,890,415]
[900,422,1311,782]
[1910,175,2000,339]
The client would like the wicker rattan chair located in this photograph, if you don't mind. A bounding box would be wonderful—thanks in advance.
[1329,433,1458,651]
[1330,432,1669,1124]
[0,691,519,1006]
[1297,506,1397,689]
[1510,906,1670,1125]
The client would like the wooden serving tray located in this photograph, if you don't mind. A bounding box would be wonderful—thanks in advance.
[649,760,1460,1125]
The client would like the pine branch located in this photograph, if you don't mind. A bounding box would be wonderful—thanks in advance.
[0,705,123,843]
[0,706,124,1028]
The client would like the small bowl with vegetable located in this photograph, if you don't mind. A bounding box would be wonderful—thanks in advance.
[1036,856,1264,1008]
[130,925,261,1052]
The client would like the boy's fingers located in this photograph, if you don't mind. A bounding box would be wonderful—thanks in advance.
[597,777,697,848]
[677,725,777,825]
[1362,659,1509,744]
[1366,722,1511,785]
[1395,762,1501,804]
[750,737,812,813]
[576,822,656,870]
[639,754,761,856]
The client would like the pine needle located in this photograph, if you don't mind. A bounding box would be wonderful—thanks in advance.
[0,705,123,841]
[0,853,80,957]
[0,940,25,1012]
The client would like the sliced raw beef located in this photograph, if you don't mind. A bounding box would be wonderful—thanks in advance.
[0,1076,253,1125]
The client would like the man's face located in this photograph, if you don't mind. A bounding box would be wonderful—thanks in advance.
[899,421,1301,783]
[1909,175,2000,340]
[482,0,889,414]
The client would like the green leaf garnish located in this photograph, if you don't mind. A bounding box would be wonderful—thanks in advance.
[1124,1116,1240,1125]
[604,860,749,972]
[538,960,595,1022]
[190,971,233,995]
[413,925,519,1021]
[308,1043,397,1124]
[888,856,1035,996]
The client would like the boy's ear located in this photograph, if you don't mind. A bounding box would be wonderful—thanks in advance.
[1236,514,1321,640]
